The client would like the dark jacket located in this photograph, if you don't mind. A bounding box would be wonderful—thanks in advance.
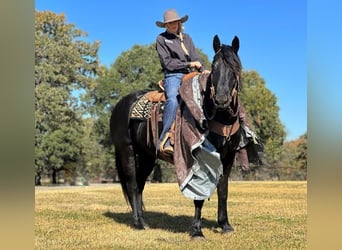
[156,31,201,74]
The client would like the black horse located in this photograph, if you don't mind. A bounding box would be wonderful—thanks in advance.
[110,35,242,238]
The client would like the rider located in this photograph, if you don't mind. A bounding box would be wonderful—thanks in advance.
[155,9,205,154]
[155,9,259,171]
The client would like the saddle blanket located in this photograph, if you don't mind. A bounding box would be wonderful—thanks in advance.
[174,73,223,200]
[130,94,153,119]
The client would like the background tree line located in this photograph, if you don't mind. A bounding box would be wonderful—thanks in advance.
[35,11,307,185]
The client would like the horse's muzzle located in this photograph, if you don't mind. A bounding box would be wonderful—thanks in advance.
[214,95,231,110]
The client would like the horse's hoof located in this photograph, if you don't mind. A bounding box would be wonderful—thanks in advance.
[133,219,150,230]
[191,231,205,240]
[191,235,206,241]
[133,223,145,230]
[221,225,234,234]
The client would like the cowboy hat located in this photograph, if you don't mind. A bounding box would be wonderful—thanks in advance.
[156,9,188,28]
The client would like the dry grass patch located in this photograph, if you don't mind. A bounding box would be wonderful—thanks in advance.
[35,181,306,249]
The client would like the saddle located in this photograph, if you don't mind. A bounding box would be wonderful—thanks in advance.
[130,72,200,162]
[129,81,168,158]
[145,71,199,103]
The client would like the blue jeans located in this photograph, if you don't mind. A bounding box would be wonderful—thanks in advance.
[159,73,184,145]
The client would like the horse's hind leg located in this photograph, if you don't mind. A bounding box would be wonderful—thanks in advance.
[134,155,155,229]
[116,145,145,229]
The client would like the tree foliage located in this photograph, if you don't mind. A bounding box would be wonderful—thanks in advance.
[278,133,307,180]
[240,70,286,166]
[35,10,305,183]
[35,11,100,184]
[35,11,99,91]
[35,83,85,183]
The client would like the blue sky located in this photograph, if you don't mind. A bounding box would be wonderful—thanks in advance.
[35,0,307,141]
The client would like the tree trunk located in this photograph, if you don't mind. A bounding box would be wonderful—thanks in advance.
[52,170,57,184]
[35,174,42,186]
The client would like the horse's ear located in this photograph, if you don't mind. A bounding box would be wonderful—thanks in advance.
[232,36,239,54]
[213,35,221,53]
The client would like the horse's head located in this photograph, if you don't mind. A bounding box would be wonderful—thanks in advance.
[209,35,241,113]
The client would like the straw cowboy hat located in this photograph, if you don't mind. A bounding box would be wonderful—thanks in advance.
[156,9,188,28]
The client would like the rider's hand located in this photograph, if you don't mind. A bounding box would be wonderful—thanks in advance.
[190,61,202,69]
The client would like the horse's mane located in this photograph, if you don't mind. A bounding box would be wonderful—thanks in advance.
[221,44,242,77]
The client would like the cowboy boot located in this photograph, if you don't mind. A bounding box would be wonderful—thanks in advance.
[159,132,173,155]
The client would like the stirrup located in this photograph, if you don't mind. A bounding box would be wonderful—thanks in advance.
[159,132,173,154]
[162,145,174,155]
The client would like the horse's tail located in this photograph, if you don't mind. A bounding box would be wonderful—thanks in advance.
[115,150,130,205]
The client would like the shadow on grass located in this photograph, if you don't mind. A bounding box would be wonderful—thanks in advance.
[103,210,218,233]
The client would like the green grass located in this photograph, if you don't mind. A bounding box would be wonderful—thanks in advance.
[35,181,307,249]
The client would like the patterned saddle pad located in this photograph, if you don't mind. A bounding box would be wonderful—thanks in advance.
[130,94,152,119]
[130,91,165,119]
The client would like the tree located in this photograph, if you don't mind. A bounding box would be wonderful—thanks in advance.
[35,84,84,184]
[296,133,307,173]
[35,11,100,184]
[35,11,289,183]
[35,11,99,91]
[279,132,307,180]
[240,70,286,176]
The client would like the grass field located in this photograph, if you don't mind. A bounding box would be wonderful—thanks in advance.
[35,181,307,249]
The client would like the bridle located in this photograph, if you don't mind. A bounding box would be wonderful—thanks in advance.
[206,48,241,120]
[204,47,242,140]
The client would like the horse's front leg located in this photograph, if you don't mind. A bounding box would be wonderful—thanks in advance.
[217,166,234,233]
[191,200,205,239]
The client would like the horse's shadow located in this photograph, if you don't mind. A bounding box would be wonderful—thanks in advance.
[104,210,218,233]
